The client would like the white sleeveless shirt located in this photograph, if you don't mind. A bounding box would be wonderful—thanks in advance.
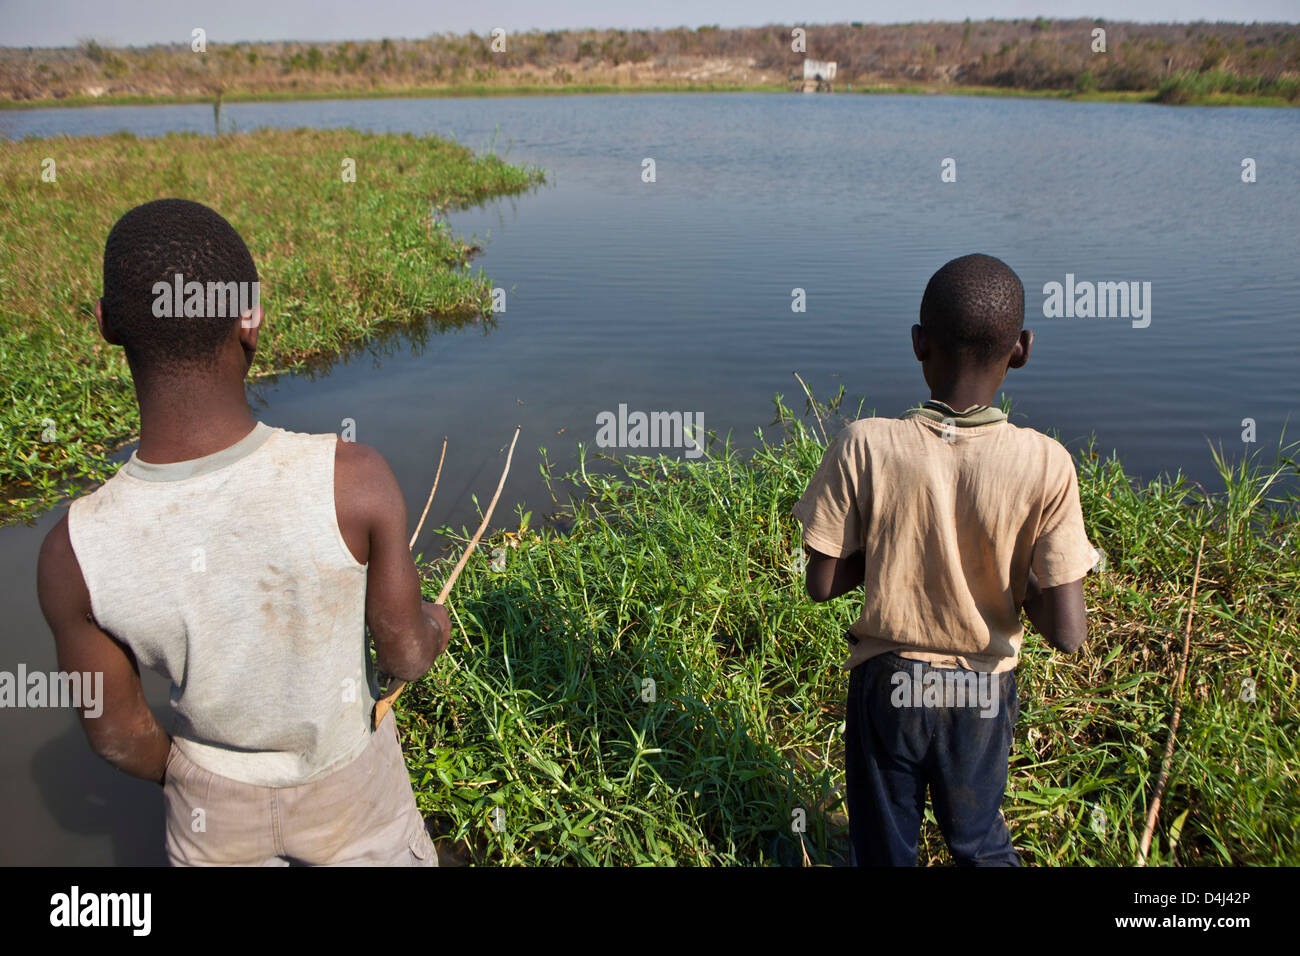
[68,422,377,787]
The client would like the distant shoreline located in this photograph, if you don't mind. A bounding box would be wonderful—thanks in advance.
[6,20,1295,111]
[3,82,1296,111]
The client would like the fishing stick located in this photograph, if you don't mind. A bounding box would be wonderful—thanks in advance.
[409,437,448,550]
[792,371,828,445]
[1137,534,1205,866]
[373,425,521,730]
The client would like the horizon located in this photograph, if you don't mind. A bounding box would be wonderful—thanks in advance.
[2,2,1297,49]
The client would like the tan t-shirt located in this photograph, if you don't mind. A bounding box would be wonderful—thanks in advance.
[792,402,1097,673]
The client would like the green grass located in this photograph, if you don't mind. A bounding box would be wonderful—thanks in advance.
[0,128,543,523]
[5,80,1296,111]
[396,393,1300,866]
[847,83,1298,107]
[1156,69,1300,105]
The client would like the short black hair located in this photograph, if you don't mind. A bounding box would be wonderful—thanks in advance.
[919,253,1024,364]
[101,198,258,373]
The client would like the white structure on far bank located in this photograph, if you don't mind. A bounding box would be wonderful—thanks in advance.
[803,59,837,81]
[798,58,837,92]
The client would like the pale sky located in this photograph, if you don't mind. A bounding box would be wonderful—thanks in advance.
[1,0,1295,48]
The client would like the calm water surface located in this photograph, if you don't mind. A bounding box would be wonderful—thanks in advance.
[2,93,1297,862]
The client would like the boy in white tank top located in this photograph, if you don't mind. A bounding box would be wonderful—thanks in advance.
[37,198,449,865]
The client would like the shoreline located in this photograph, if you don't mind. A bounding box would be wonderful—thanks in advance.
[3,82,1297,112]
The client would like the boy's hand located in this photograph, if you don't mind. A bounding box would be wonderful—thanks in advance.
[422,602,451,658]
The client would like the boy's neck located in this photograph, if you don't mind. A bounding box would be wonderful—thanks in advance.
[134,376,257,465]
[927,385,999,413]
[926,366,1007,413]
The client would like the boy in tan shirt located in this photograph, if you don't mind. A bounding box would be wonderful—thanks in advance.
[794,253,1097,866]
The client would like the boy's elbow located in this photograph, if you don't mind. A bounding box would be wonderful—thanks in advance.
[375,634,435,681]
[372,609,441,680]
[85,729,127,767]
[380,645,434,682]
[803,557,839,603]
[382,659,431,683]
[805,575,836,603]
[84,720,145,773]
[1050,623,1089,655]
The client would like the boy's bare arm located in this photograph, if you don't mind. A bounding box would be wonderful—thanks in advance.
[1022,569,1088,653]
[804,546,866,603]
[335,440,449,682]
[37,515,171,784]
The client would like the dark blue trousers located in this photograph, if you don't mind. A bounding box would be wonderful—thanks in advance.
[845,650,1022,866]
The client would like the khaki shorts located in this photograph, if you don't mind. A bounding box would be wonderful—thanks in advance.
[163,711,437,867]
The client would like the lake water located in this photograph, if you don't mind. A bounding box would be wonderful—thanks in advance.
[2,93,1297,863]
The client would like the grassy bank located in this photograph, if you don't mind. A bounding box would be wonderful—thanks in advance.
[3,80,1296,111]
[0,128,542,523]
[398,395,1299,865]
